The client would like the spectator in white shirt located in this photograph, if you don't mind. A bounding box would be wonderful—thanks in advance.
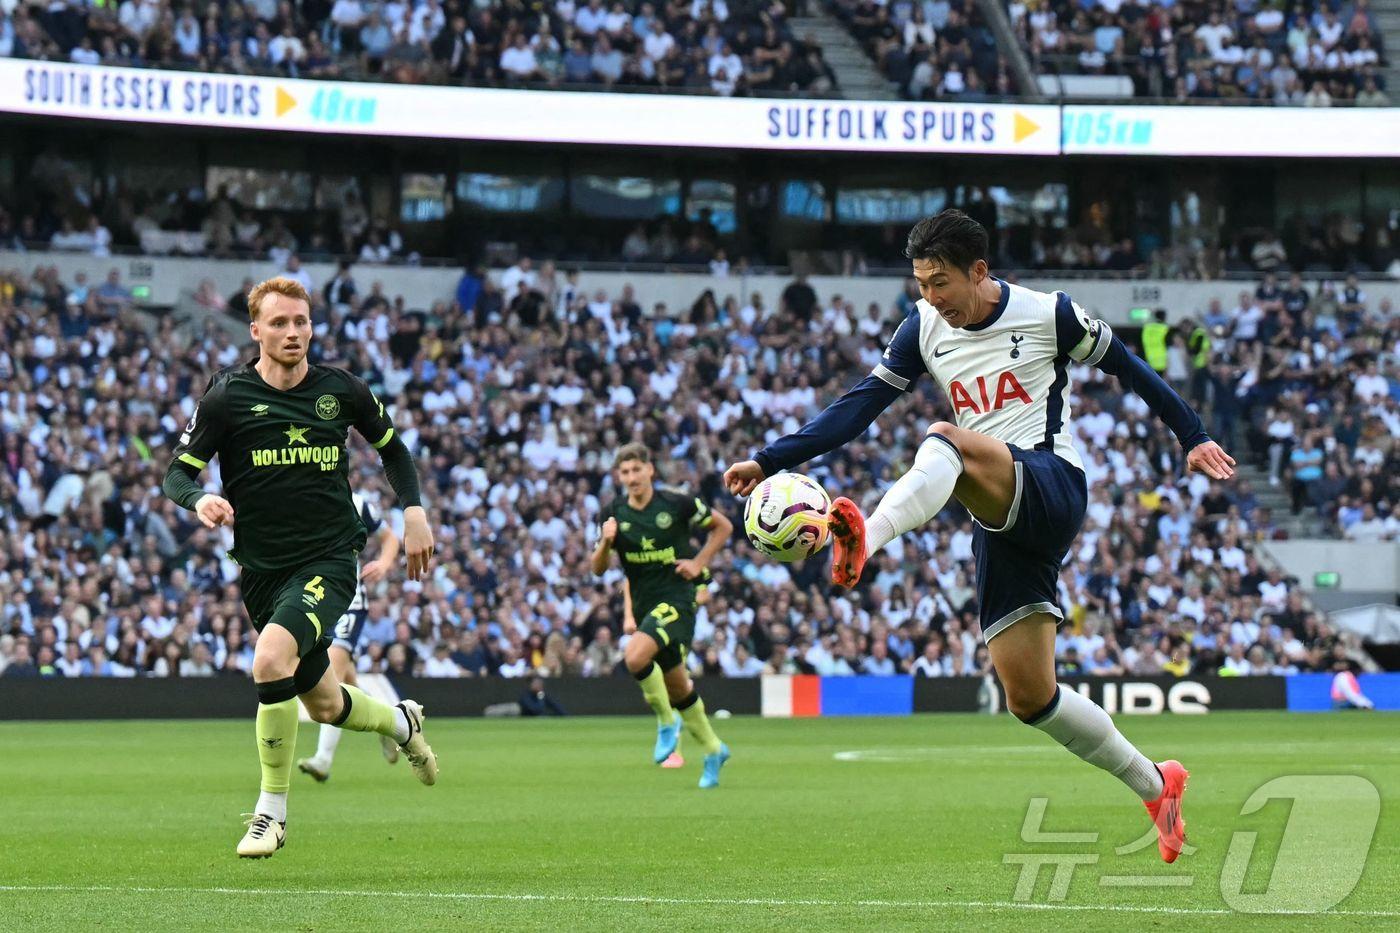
[500,256,537,296]
[1221,643,1251,675]
[424,643,463,677]
[720,643,764,677]
[708,41,742,81]
[603,1,629,33]
[575,0,607,35]
[1195,10,1233,56]
[911,641,946,677]
[70,35,102,64]
[269,23,307,70]
[643,18,674,61]
[500,33,541,79]
[1353,360,1389,403]
[1257,569,1289,611]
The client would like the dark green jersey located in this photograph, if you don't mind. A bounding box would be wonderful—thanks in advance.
[602,487,714,608]
[171,361,397,573]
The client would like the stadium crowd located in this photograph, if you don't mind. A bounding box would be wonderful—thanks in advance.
[2,0,1392,104]
[0,256,1390,683]
[829,0,1017,101]
[0,0,836,97]
[1008,0,1389,104]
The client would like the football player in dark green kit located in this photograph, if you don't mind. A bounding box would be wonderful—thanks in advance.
[162,277,438,858]
[590,443,734,788]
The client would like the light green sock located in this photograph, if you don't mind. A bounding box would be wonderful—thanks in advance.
[255,697,299,794]
[339,684,405,741]
[635,663,676,725]
[677,693,722,755]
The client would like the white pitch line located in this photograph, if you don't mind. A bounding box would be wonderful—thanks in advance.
[0,884,1396,918]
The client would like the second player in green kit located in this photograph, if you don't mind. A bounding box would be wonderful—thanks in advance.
[163,276,439,858]
[591,443,735,788]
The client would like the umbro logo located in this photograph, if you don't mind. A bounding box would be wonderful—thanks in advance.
[261,737,283,749]
[250,404,269,416]
[932,346,957,358]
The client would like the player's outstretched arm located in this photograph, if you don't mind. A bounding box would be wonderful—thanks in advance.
[1059,302,1234,480]
[724,375,903,495]
[1094,336,1235,479]
[728,308,927,495]
[676,509,732,581]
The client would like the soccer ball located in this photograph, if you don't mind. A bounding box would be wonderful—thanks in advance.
[743,473,832,562]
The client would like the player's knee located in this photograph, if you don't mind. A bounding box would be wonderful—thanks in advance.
[623,639,654,674]
[1006,683,1057,723]
[251,650,296,684]
[925,421,962,452]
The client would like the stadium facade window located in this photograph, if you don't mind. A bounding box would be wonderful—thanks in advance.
[206,167,313,211]
[981,183,1069,229]
[457,173,566,214]
[835,187,948,226]
[687,179,737,235]
[1275,166,1364,221]
[400,174,449,223]
[316,175,363,211]
[781,180,829,222]
[570,175,681,220]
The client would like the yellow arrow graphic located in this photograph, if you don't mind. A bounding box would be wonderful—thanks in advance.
[1014,112,1040,142]
[276,87,296,117]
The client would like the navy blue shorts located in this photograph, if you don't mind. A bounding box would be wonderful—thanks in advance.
[331,608,368,655]
[972,446,1087,642]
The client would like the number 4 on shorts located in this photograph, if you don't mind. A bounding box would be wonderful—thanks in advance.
[303,575,326,603]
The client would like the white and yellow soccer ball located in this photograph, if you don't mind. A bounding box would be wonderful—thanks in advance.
[742,472,832,563]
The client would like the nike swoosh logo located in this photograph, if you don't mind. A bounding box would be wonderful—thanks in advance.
[932,347,957,358]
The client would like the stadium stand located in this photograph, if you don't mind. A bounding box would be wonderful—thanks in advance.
[0,255,1388,682]
[1007,0,1390,103]
[0,0,838,98]
[829,0,1018,100]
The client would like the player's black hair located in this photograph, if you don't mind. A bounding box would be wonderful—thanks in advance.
[904,209,989,272]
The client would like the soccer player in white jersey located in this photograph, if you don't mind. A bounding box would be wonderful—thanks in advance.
[725,210,1236,863]
[297,491,403,782]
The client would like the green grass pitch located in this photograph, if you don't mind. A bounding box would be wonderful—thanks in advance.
[1,711,1396,930]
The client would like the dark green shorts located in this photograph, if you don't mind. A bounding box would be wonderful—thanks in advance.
[637,596,697,672]
[241,550,358,692]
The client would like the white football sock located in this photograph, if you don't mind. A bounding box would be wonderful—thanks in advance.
[1026,686,1164,801]
[315,723,343,764]
[256,790,288,822]
[393,706,412,745]
[865,432,964,556]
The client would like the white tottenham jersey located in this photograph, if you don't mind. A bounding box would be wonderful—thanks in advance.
[348,491,384,612]
[872,279,1113,473]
